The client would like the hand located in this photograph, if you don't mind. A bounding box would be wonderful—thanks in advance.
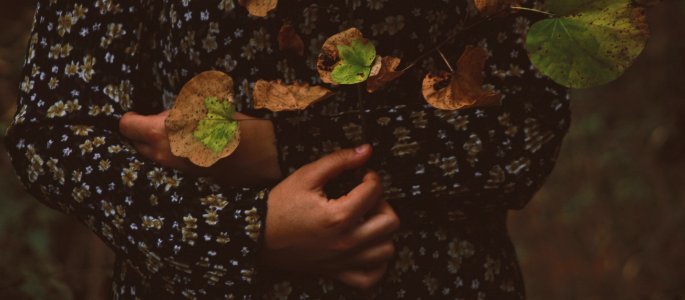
[119,110,282,186]
[260,145,401,290]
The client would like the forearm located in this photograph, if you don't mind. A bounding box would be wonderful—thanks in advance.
[206,115,283,187]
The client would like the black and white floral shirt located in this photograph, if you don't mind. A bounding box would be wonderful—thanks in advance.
[6,0,570,299]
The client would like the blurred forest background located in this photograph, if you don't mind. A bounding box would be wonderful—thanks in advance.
[0,1,684,299]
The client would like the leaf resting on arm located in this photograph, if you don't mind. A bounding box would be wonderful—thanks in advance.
[165,71,241,167]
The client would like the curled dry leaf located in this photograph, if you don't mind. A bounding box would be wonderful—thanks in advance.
[165,71,241,167]
[237,0,278,17]
[474,0,519,15]
[278,23,305,56]
[367,55,404,93]
[253,80,334,111]
[422,45,502,110]
[317,28,371,85]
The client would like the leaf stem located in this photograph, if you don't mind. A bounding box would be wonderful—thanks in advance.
[510,6,555,17]
[356,84,368,145]
[437,48,455,72]
[401,14,497,73]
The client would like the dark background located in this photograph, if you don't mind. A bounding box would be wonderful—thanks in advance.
[1,1,684,299]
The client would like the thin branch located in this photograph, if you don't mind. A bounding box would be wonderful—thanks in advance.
[401,14,497,73]
[510,6,555,17]
[437,48,455,72]
[356,84,368,144]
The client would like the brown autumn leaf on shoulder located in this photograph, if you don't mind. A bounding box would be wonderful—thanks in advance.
[278,23,305,56]
[253,80,335,111]
[316,28,366,85]
[237,0,278,17]
[422,45,502,110]
[366,55,404,93]
[165,71,241,167]
[474,0,518,15]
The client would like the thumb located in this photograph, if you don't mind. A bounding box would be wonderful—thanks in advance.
[297,144,372,189]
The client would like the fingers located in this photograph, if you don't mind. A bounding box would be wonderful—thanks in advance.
[119,111,167,143]
[331,239,395,269]
[340,201,400,249]
[297,144,372,189]
[335,263,388,290]
[328,170,384,227]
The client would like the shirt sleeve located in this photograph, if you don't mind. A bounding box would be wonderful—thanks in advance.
[4,0,271,297]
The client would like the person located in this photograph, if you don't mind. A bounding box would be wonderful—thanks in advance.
[5,0,570,299]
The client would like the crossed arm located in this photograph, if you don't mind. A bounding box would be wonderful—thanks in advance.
[5,0,399,297]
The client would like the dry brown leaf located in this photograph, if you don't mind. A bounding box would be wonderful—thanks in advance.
[316,28,365,85]
[237,0,278,17]
[422,45,502,110]
[366,56,404,93]
[278,23,305,56]
[253,80,334,111]
[165,71,241,167]
[474,0,518,15]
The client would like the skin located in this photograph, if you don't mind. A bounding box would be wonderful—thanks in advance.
[119,111,401,290]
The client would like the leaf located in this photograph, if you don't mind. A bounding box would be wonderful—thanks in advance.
[422,45,502,110]
[474,0,519,15]
[330,40,376,84]
[193,97,239,153]
[165,71,241,167]
[366,56,404,93]
[317,28,377,85]
[525,0,649,88]
[253,80,335,111]
[237,0,278,17]
[278,23,305,56]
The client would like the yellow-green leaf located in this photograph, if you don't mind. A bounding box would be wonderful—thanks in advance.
[193,97,239,153]
[330,40,377,84]
[165,71,241,167]
[525,0,649,88]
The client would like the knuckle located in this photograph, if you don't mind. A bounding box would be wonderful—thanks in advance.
[330,149,350,163]
[118,115,130,133]
[356,281,371,290]
[146,128,165,142]
[388,214,401,231]
[332,238,353,252]
[325,206,350,228]
[382,242,395,258]
[152,152,168,164]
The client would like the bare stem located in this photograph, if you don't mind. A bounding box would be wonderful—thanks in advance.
[356,84,368,144]
[510,6,555,17]
[437,48,455,72]
[401,14,497,73]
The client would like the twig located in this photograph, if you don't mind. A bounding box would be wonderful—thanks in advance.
[510,6,555,17]
[437,48,455,72]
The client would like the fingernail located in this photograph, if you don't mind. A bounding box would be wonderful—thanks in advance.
[355,144,369,154]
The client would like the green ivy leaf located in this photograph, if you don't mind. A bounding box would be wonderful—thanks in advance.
[193,97,239,153]
[331,40,377,84]
[525,0,649,88]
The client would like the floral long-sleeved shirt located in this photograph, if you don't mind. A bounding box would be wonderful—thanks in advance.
[6,0,570,299]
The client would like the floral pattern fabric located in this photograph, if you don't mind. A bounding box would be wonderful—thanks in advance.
[5,0,570,299]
